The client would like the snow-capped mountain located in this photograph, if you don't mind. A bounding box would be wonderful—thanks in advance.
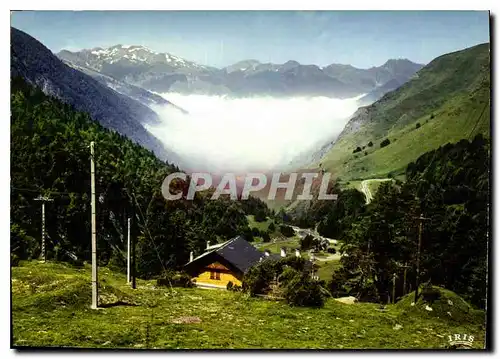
[58,44,424,100]
[58,44,223,94]
[11,28,185,165]
[59,44,210,73]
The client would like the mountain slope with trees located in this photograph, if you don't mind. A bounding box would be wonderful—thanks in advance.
[11,27,183,165]
[10,77,269,278]
[315,43,490,180]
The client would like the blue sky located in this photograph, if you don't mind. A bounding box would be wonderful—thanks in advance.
[11,11,490,68]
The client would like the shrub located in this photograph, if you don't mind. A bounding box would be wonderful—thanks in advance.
[416,122,421,129]
[11,223,37,260]
[11,254,20,267]
[274,256,306,274]
[261,231,271,242]
[251,227,261,237]
[328,270,350,298]
[430,113,435,119]
[364,151,368,156]
[227,281,242,292]
[380,138,391,148]
[242,260,275,296]
[368,141,373,147]
[280,225,295,237]
[327,247,336,254]
[157,270,193,288]
[277,266,300,286]
[353,146,362,154]
[241,227,254,242]
[254,211,267,222]
[300,234,315,250]
[268,222,276,232]
[422,282,441,304]
[281,269,325,307]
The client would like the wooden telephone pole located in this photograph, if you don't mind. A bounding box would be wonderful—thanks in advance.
[127,217,131,283]
[90,141,98,309]
[414,214,430,303]
[34,196,54,262]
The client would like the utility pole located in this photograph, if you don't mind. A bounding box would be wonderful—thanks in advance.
[127,217,131,283]
[414,214,430,304]
[34,196,54,262]
[131,218,136,289]
[90,141,98,309]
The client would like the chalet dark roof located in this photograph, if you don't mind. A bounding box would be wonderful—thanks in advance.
[215,236,264,273]
[185,236,264,274]
[185,236,315,275]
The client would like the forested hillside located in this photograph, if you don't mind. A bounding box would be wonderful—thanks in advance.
[289,134,489,308]
[10,77,269,278]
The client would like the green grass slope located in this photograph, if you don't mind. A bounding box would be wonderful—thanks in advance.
[12,261,486,349]
[318,43,490,181]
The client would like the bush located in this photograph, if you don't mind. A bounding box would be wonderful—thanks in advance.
[280,225,295,237]
[11,223,37,260]
[422,282,441,304]
[227,281,242,292]
[327,247,336,254]
[242,261,275,296]
[368,141,373,147]
[300,234,315,250]
[254,210,267,222]
[364,151,368,156]
[241,227,254,242]
[281,269,325,307]
[156,270,193,288]
[11,254,20,267]
[380,138,391,148]
[430,113,435,119]
[328,270,350,298]
[261,231,271,242]
[268,222,276,232]
[274,256,307,274]
[251,227,261,237]
[416,122,421,129]
[353,146,362,154]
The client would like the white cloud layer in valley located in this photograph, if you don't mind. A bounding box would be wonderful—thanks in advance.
[146,93,362,173]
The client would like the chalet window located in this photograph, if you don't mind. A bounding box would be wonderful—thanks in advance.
[210,271,221,280]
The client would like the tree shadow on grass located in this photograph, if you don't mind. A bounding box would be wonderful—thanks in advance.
[100,300,138,308]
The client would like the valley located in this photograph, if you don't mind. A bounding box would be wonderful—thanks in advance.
[9,13,491,351]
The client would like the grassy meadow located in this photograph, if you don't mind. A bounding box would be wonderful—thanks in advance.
[12,261,486,349]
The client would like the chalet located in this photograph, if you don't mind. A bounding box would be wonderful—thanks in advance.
[184,236,264,289]
[184,236,317,289]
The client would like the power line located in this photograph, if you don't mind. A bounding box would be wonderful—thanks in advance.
[130,191,167,273]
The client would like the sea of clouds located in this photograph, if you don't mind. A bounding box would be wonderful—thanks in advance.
[146,93,363,173]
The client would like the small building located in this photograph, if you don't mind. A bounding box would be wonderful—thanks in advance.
[184,236,264,289]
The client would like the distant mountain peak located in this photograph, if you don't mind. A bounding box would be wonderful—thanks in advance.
[58,43,209,74]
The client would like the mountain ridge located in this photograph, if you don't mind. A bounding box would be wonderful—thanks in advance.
[57,44,424,100]
[11,27,184,165]
[313,42,490,180]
